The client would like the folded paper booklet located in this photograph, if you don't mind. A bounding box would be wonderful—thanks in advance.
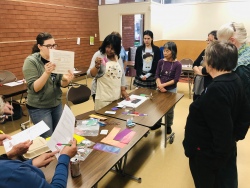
[117,94,147,108]
[3,120,50,153]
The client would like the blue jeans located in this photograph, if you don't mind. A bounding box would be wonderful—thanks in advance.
[28,103,63,138]
[166,88,177,127]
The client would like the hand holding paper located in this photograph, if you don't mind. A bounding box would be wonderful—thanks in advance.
[50,49,74,74]
[60,138,77,158]
[47,105,76,158]
[3,121,50,153]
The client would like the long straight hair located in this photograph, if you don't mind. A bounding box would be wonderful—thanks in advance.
[142,30,155,51]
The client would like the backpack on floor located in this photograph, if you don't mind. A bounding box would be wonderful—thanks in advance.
[6,101,23,121]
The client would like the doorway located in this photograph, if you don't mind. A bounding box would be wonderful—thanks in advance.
[121,14,144,50]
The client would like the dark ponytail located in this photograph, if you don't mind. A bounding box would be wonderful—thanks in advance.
[31,32,53,53]
[32,44,40,53]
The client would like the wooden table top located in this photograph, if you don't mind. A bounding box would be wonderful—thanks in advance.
[41,113,149,188]
[0,83,27,99]
[96,88,184,128]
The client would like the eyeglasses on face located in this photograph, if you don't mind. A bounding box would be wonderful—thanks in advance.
[42,44,58,49]
[231,22,236,32]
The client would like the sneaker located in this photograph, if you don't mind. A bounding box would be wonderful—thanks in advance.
[167,127,172,134]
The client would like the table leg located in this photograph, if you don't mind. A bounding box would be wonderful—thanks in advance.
[188,72,191,99]
[85,75,88,86]
[164,114,167,147]
[10,97,14,121]
[112,153,142,183]
[164,114,175,148]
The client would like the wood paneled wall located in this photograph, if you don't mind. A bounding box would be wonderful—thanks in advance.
[99,39,207,62]
[154,40,207,62]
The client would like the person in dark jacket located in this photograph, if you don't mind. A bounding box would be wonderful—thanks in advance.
[133,30,160,89]
[192,30,217,101]
[183,41,250,188]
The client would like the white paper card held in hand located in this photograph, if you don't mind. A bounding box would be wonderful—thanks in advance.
[3,121,50,153]
[50,49,74,74]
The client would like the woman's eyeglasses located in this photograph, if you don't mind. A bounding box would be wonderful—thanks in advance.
[231,22,236,32]
[42,44,58,49]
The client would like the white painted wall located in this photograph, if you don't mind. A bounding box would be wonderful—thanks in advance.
[159,1,250,40]
[98,0,250,41]
[98,2,151,40]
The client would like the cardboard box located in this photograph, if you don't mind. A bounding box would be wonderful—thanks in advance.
[23,137,50,159]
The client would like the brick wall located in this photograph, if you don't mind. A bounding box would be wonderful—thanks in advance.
[0,0,99,79]
[120,0,135,51]
[122,15,134,51]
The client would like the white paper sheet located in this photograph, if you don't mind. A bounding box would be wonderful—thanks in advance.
[50,49,75,74]
[47,105,75,158]
[117,94,147,108]
[3,121,50,153]
[73,70,82,74]
[3,81,23,87]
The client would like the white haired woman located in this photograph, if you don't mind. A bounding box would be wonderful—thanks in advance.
[217,22,250,102]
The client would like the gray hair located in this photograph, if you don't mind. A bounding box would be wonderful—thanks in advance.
[0,97,4,115]
[217,22,248,44]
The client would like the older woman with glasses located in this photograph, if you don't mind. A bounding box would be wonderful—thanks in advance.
[192,30,217,101]
[183,41,250,188]
[23,32,74,138]
[217,22,250,103]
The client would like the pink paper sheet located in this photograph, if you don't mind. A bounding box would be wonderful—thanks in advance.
[101,127,126,148]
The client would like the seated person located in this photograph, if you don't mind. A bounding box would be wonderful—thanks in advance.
[0,97,32,159]
[0,135,77,188]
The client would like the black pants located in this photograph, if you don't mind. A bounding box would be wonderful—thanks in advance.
[189,149,238,188]
[193,94,200,101]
